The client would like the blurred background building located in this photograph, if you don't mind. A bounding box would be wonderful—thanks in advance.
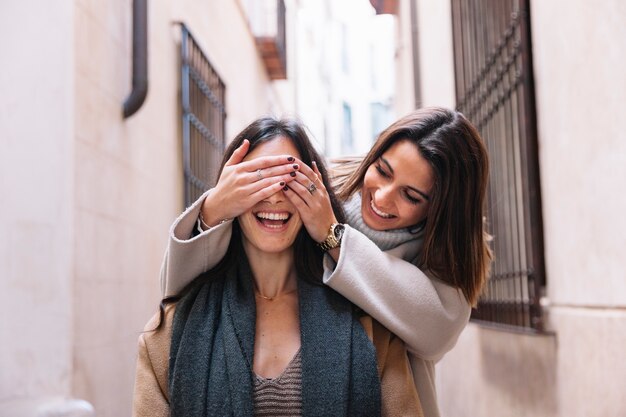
[0,0,624,416]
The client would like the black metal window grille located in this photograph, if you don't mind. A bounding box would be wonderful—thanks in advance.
[451,0,546,331]
[181,24,227,207]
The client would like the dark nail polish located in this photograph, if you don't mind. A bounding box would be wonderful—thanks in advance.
[287,156,294,162]
[283,186,289,191]
[280,181,285,186]
[290,172,296,177]
[293,164,299,169]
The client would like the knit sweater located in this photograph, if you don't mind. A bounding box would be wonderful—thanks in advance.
[159,189,471,417]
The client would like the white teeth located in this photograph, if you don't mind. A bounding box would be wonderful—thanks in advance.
[256,212,289,221]
[370,200,394,218]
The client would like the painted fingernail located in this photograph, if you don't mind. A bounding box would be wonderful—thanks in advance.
[280,181,285,186]
[290,172,296,177]
[283,186,289,191]
[293,164,299,169]
[287,156,294,162]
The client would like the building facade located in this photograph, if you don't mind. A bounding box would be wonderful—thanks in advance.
[0,0,395,415]
[390,0,626,416]
[1,1,292,415]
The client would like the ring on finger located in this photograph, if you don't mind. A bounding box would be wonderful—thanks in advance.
[307,182,317,194]
[256,169,263,181]
[313,174,322,184]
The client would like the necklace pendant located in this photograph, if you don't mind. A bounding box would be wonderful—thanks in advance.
[256,293,274,301]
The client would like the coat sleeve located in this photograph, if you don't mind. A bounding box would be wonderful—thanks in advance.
[160,189,233,297]
[361,316,424,417]
[132,309,175,417]
[132,334,169,417]
[323,225,471,361]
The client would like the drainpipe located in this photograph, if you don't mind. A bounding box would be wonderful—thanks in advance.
[123,0,148,118]
[410,0,421,108]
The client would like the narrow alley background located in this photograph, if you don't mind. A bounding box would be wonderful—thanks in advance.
[1,0,625,416]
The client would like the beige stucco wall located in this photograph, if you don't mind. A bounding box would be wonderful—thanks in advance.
[427,1,626,416]
[530,0,626,308]
[0,0,76,412]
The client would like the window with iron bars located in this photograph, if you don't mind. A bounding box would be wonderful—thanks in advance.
[451,0,547,332]
[180,24,227,207]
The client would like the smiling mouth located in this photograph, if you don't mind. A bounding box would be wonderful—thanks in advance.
[370,199,395,219]
[255,211,292,229]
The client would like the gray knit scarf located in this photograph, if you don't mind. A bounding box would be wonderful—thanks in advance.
[343,193,422,251]
[168,248,381,417]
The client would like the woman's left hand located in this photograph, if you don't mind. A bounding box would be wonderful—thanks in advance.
[283,160,338,243]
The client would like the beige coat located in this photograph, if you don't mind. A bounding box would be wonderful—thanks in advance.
[133,304,423,417]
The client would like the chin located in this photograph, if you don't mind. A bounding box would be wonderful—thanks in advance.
[360,197,394,231]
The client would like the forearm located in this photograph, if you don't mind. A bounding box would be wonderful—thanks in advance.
[160,189,233,298]
[323,226,471,360]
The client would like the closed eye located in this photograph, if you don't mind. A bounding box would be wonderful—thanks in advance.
[404,191,421,205]
[375,164,390,178]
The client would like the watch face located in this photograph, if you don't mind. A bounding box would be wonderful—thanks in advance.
[333,224,345,239]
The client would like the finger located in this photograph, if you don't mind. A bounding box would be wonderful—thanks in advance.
[311,161,327,187]
[291,171,323,195]
[286,178,316,207]
[239,155,299,172]
[243,174,296,196]
[248,180,292,204]
[290,158,317,180]
[312,161,322,181]
[225,139,250,166]
[283,183,312,213]
[246,162,300,183]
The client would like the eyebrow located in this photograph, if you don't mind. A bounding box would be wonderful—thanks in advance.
[380,156,431,201]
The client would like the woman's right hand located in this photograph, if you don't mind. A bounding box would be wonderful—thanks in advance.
[200,140,300,227]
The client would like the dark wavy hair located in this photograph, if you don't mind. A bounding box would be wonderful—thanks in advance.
[338,107,492,306]
[155,117,346,329]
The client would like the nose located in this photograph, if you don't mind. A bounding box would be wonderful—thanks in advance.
[373,185,394,209]
[263,189,285,204]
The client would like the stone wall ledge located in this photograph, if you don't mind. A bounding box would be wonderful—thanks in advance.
[0,397,94,417]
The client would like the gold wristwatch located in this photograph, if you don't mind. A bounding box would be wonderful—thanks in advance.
[317,223,345,251]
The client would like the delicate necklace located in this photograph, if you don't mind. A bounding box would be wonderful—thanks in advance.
[254,287,297,301]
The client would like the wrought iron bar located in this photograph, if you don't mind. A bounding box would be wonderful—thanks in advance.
[451,0,546,331]
[180,24,227,207]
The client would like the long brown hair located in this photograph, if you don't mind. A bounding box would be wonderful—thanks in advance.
[155,117,346,329]
[338,107,492,305]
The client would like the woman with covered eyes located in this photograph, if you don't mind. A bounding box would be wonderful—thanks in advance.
[158,107,492,417]
[133,117,422,417]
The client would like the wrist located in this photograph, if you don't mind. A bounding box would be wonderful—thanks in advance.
[315,217,338,243]
[199,195,229,229]
[317,222,345,252]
